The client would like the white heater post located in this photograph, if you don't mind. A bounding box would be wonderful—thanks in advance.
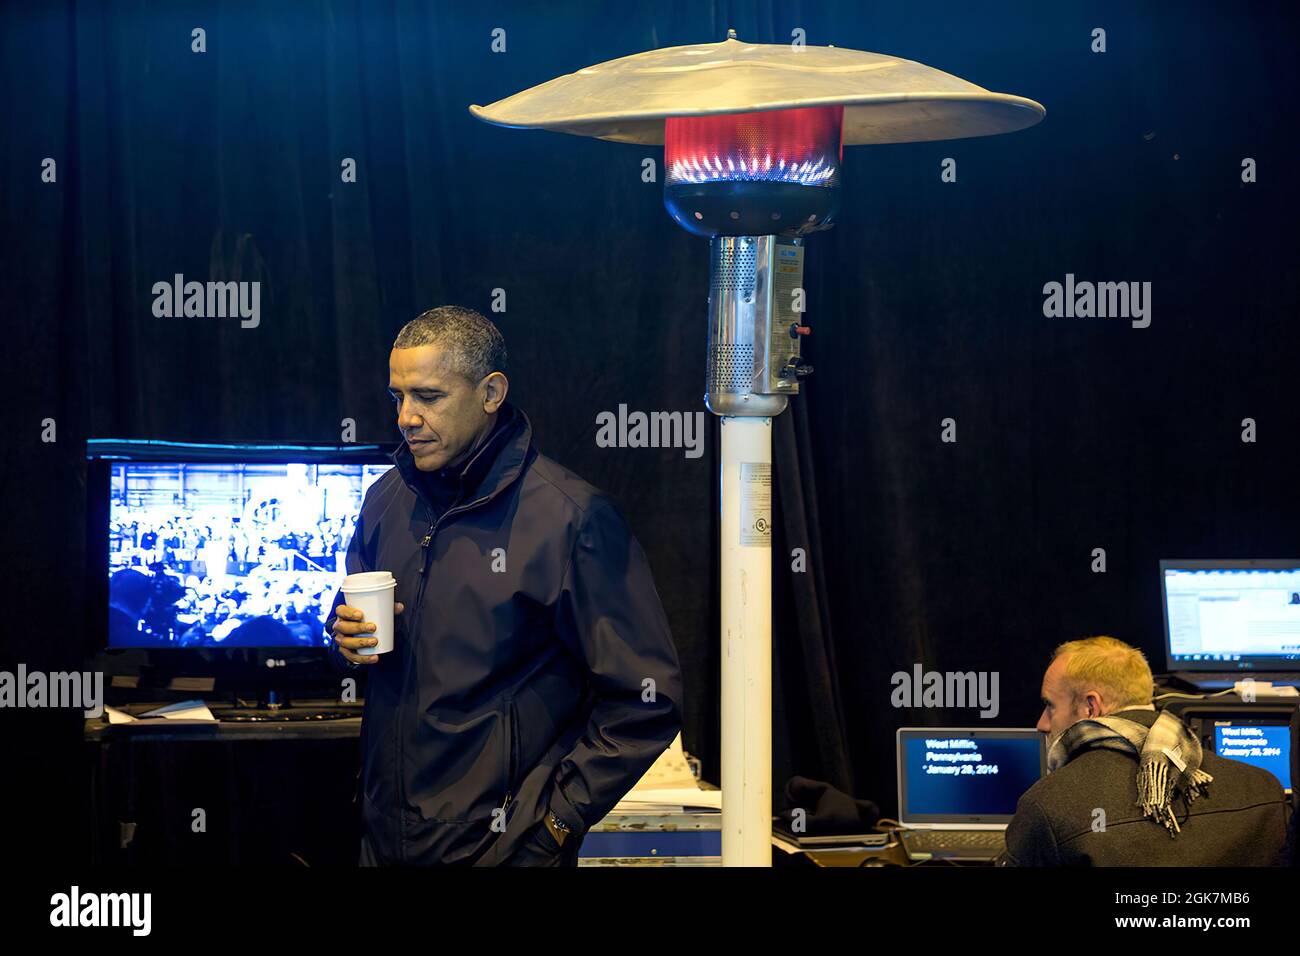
[719,415,773,866]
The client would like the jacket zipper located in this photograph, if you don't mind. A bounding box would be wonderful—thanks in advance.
[393,432,511,860]
[503,697,519,820]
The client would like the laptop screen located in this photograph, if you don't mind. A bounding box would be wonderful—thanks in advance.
[897,728,1046,827]
[1211,719,1293,792]
[1160,560,1300,671]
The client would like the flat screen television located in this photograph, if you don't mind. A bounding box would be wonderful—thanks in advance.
[85,439,394,690]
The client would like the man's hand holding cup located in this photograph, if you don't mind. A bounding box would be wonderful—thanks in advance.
[330,603,405,664]
[332,571,402,664]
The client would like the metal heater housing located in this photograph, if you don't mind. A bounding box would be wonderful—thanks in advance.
[705,235,808,417]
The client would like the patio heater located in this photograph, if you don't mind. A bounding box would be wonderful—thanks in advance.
[471,31,1044,866]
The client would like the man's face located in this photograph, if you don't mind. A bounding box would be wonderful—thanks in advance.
[1036,653,1090,746]
[388,345,494,473]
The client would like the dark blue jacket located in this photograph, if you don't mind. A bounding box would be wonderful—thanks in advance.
[323,401,684,864]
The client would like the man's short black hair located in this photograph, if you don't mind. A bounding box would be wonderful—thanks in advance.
[392,306,507,383]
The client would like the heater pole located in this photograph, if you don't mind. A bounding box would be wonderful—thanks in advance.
[706,234,791,867]
[719,415,773,866]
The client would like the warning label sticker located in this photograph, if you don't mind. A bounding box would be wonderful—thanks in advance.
[739,462,772,547]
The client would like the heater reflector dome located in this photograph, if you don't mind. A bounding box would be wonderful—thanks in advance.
[469,36,1045,147]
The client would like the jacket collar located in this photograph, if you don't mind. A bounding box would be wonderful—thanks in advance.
[1108,707,1159,728]
[389,400,533,512]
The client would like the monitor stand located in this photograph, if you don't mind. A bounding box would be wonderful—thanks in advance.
[209,688,360,722]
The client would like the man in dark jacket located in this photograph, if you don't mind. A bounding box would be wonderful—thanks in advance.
[324,305,684,866]
[999,636,1290,866]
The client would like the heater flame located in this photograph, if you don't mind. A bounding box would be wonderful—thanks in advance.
[665,105,844,189]
[669,156,837,185]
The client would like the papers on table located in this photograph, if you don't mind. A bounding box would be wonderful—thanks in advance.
[614,787,722,812]
[104,700,217,725]
[613,732,720,811]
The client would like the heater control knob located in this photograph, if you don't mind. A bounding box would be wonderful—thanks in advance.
[788,323,811,338]
[780,356,815,379]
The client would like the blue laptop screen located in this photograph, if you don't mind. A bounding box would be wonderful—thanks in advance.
[1213,722,1292,790]
[901,732,1044,821]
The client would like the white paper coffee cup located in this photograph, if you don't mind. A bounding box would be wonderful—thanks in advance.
[341,571,397,655]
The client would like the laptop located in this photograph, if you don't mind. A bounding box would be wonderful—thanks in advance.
[1209,714,1295,794]
[895,727,1046,862]
[1161,559,1300,690]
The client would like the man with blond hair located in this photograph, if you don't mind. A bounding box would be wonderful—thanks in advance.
[999,636,1290,866]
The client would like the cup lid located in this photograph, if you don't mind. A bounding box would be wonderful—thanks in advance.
[342,571,395,590]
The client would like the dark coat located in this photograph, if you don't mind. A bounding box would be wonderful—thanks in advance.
[1001,708,1291,866]
[323,401,684,865]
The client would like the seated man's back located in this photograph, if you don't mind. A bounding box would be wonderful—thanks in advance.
[1002,708,1291,866]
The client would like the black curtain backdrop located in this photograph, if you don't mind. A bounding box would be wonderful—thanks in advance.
[3,1,1298,863]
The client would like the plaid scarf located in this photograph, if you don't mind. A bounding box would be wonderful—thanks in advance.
[1046,710,1214,837]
